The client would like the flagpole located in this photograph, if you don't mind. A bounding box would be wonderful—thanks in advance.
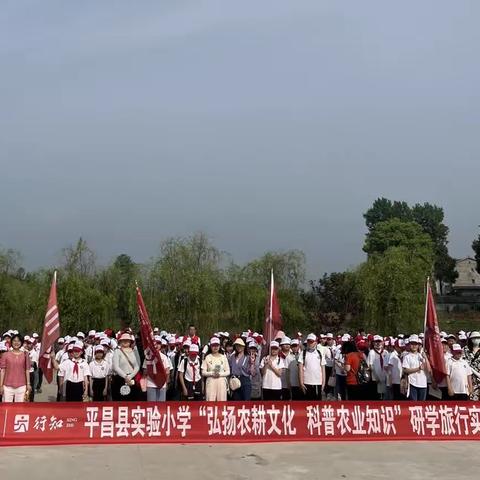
[423,276,429,338]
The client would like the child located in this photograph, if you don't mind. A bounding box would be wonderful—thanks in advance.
[89,345,111,401]
[58,342,90,401]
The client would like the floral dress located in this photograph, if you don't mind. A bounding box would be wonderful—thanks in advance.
[463,347,480,401]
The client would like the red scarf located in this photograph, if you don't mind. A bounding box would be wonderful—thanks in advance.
[73,360,79,377]
[374,348,384,369]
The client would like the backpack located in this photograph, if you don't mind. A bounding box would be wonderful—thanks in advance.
[302,348,324,367]
[356,355,371,385]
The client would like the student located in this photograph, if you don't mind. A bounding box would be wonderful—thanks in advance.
[143,336,172,402]
[447,344,472,400]
[334,339,348,400]
[298,333,326,400]
[229,338,252,401]
[344,341,368,400]
[387,339,405,400]
[279,337,292,400]
[0,334,31,403]
[402,335,431,401]
[463,331,480,401]
[367,335,389,399]
[178,344,203,401]
[247,342,262,400]
[58,342,90,402]
[202,337,230,401]
[260,341,286,400]
[112,332,141,401]
[23,336,38,402]
[89,345,111,401]
[288,339,303,400]
[323,333,336,399]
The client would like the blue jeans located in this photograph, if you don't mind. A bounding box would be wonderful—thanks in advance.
[408,385,427,401]
[232,376,252,401]
[147,387,166,402]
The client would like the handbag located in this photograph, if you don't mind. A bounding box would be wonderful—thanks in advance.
[229,376,241,391]
[120,349,142,387]
[327,374,336,388]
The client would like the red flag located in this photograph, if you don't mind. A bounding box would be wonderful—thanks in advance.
[39,271,60,383]
[136,286,167,388]
[424,280,447,384]
[263,270,283,348]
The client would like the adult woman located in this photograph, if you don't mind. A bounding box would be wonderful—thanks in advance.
[202,337,230,401]
[0,334,31,402]
[402,334,431,401]
[463,331,480,400]
[260,341,286,400]
[248,342,262,400]
[229,338,252,401]
[112,332,141,401]
[143,336,172,402]
[344,341,368,400]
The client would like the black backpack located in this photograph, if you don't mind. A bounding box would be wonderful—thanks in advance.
[356,355,371,385]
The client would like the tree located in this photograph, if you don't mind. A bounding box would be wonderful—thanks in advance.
[364,198,457,288]
[473,234,480,273]
[62,237,96,277]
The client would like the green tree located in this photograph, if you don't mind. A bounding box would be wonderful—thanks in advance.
[473,234,480,273]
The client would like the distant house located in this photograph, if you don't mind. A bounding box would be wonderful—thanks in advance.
[452,257,480,296]
[437,257,480,312]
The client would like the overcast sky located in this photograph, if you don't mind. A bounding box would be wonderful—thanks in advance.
[1,1,479,279]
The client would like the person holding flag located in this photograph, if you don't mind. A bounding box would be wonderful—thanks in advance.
[143,336,172,402]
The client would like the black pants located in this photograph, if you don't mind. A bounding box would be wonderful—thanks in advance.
[440,387,450,400]
[291,386,305,400]
[452,393,470,401]
[304,384,322,401]
[392,383,405,401]
[111,375,139,401]
[65,381,84,402]
[262,389,282,400]
[347,384,367,400]
[37,368,43,390]
[184,380,203,401]
[324,366,334,395]
[281,388,291,401]
[92,378,107,401]
[367,381,380,400]
[29,372,36,402]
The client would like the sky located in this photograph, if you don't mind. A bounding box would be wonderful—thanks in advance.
[1,1,479,280]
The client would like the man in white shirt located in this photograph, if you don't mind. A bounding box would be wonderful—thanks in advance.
[447,344,472,400]
[298,333,326,400]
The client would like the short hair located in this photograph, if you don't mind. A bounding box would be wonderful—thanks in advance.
[11,334,24,345]
[341,341,358,355]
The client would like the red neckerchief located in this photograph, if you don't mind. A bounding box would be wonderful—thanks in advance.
[73,359,79,377]
[374,348,384,369]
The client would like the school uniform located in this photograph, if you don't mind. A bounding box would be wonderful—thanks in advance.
[89,359,111,401]
[260,355,286,400]
[387,350,404,400]
[448,358,472,400]
[298,349,326,400]
[367,348,389,399]
[58,359,91,401]
[177,356,203,400]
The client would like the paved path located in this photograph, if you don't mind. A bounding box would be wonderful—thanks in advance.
[1,441,479,479]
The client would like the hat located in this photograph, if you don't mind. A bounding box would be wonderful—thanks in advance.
[64,335,71,343]
[24,335,32,343]
[459,333,467,340]
[447,334,456,340]
[419,333,425,338]
[67,344,74,351]
[189,344,199,354]
[183,339,192,348]
[161,339,168,346]
[77,332,85,338]
[280,337,291,346]
[154,335,162,343]
[88,330,96,337]
[94,345,105,354]
[373,335,383,342]
[290,338,300,346]
[233,338,245,347]
[72,341,83,352]
[32,332,39,338]
[441,337,448,344]
[118,332,134,343]
[326,333,334,339]
[306,333,317,342]
[469,331,480,339]
[57,337,65,344]
[394,339,405,348]
[248,341,259,349]
[452,343,462,352]
[409,334,420,344]
[270,340,280,349]
[341,334,351,342]
[168,336,176,345]
[210,337,221,346]
[0,341,7,352]
[100,338,111,347]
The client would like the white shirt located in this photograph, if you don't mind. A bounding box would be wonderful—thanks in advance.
[402,352,427,388]
[89,359,111,379]
[323,345,335,368]
[143,352,172,388]
[448,358,472,394]
[387,350,403,385]
[177,356,202,383]
[368,349,389,383]
[58,358,91,383]
[298,349,326,386]
[260,355,285,390]
[334,348,346,376]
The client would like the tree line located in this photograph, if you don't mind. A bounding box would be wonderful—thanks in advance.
[1,198,475,336]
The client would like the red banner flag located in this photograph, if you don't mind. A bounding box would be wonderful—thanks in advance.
[136,286,167,388]
[424,280,447,384]
[263,270,283,347]
[39,271,60,383]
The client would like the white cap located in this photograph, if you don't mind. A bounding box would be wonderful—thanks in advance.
[419,332,425,338]
[153,327,159,332]
[88,330,96,337]
[290,338,300,346]
[110,339,118,349]
[77,332,85,338]
[161,338,167,346]
[459,333,467,340]
[168,337,176,345]
[452,343,462,352]
[0,341,7,352]
[100,338,111,347]
[32,332,39,338]
[280,337,291,345]
[183,339,192,347]
[72,341,84,350]
[326,333,334,339]
[94,345,105,354]
[24,335,32,343]
[248,341,259,349]
[341,334,351,342]
[306,333,317,342]
[209,337,220,346]
[469,331,480,339]
[154,335,162,343]
[270,340,280,348]
[57,337,65,343]
[189,344,199,353]
[64,335,71,343]
[373,335,383,342]
[409,334,420,344]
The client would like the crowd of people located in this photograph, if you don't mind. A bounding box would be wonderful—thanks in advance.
[0,325,479,404]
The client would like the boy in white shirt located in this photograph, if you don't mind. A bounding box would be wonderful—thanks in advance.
[402,335,431,401]
[89,345,111,401]
[447,344,472,400]
[298,334,326,400]
[260,341,286,400]
[367,335,389,399]
[58,342,91,402]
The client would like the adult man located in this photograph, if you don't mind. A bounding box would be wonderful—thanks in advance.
[186,325,201,347]
[298,333,326,400]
